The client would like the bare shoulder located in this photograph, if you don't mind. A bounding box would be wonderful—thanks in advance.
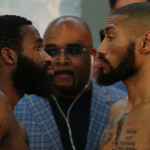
[109,96,128,119]
[0,91,14,140]
[18,123,28,145]
[133,100,150,120]
[0,91,29,149]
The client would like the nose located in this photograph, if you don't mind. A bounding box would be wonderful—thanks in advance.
[97,40,107,56]
[43,50,54,66]
[55,49,70,65]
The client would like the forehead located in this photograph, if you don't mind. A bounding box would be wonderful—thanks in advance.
[21,25,42,43]
[105,15,128,32]
[44,22,92,46]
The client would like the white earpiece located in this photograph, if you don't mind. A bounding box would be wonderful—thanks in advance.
[87,55,94,85]
[91,55,94,66]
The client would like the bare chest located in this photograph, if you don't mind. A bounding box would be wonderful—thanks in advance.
[99,112,150,150]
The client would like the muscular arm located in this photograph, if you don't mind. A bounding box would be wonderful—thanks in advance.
[18,123,29,146]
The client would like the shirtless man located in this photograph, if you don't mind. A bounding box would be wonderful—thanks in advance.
[0,15,53,149]
[96,2,150,150]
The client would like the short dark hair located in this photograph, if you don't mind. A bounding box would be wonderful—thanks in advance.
[0,15,32,53]
[112,2,150,35]
[109,0,150,9]
[113,2,150,18]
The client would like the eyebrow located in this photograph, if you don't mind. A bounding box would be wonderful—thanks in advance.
[44,43,92,49]
[67,43,84,47]
[44,43,84,48]
[105,26,115,33]
[34,37,43,43]
[44,44,56,49]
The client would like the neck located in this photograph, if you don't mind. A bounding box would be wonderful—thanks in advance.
[124,64,150,105]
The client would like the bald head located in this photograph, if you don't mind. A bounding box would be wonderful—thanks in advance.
[43,16,95,97]
[44,16,93,46]
[45,16,90,31]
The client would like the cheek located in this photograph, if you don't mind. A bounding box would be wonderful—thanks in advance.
[74,58,91,81]
[106,45,126,68]
[32,51,44,65]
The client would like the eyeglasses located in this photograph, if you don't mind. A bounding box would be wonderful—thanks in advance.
[44,46,91,58]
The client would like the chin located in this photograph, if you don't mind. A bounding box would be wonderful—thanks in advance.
[55,83,72,88]
[55,78,73,86]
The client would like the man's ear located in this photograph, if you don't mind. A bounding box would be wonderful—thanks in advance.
[140,32,150,54]
[1,48,16,65]
[89,48,96,58]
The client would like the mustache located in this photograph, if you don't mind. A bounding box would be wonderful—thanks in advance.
[98,54,110,65]
[54,70,74,76]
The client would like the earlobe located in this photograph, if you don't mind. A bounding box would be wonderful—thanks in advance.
[89,48,96,57]
[140,32,150,54]
[1,48,15,65]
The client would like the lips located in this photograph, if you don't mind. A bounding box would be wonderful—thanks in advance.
[54,70,74,79]
[54,70,74,76]
[98,60,107,68]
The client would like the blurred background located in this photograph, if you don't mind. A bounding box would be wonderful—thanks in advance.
[0,0,109,49]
